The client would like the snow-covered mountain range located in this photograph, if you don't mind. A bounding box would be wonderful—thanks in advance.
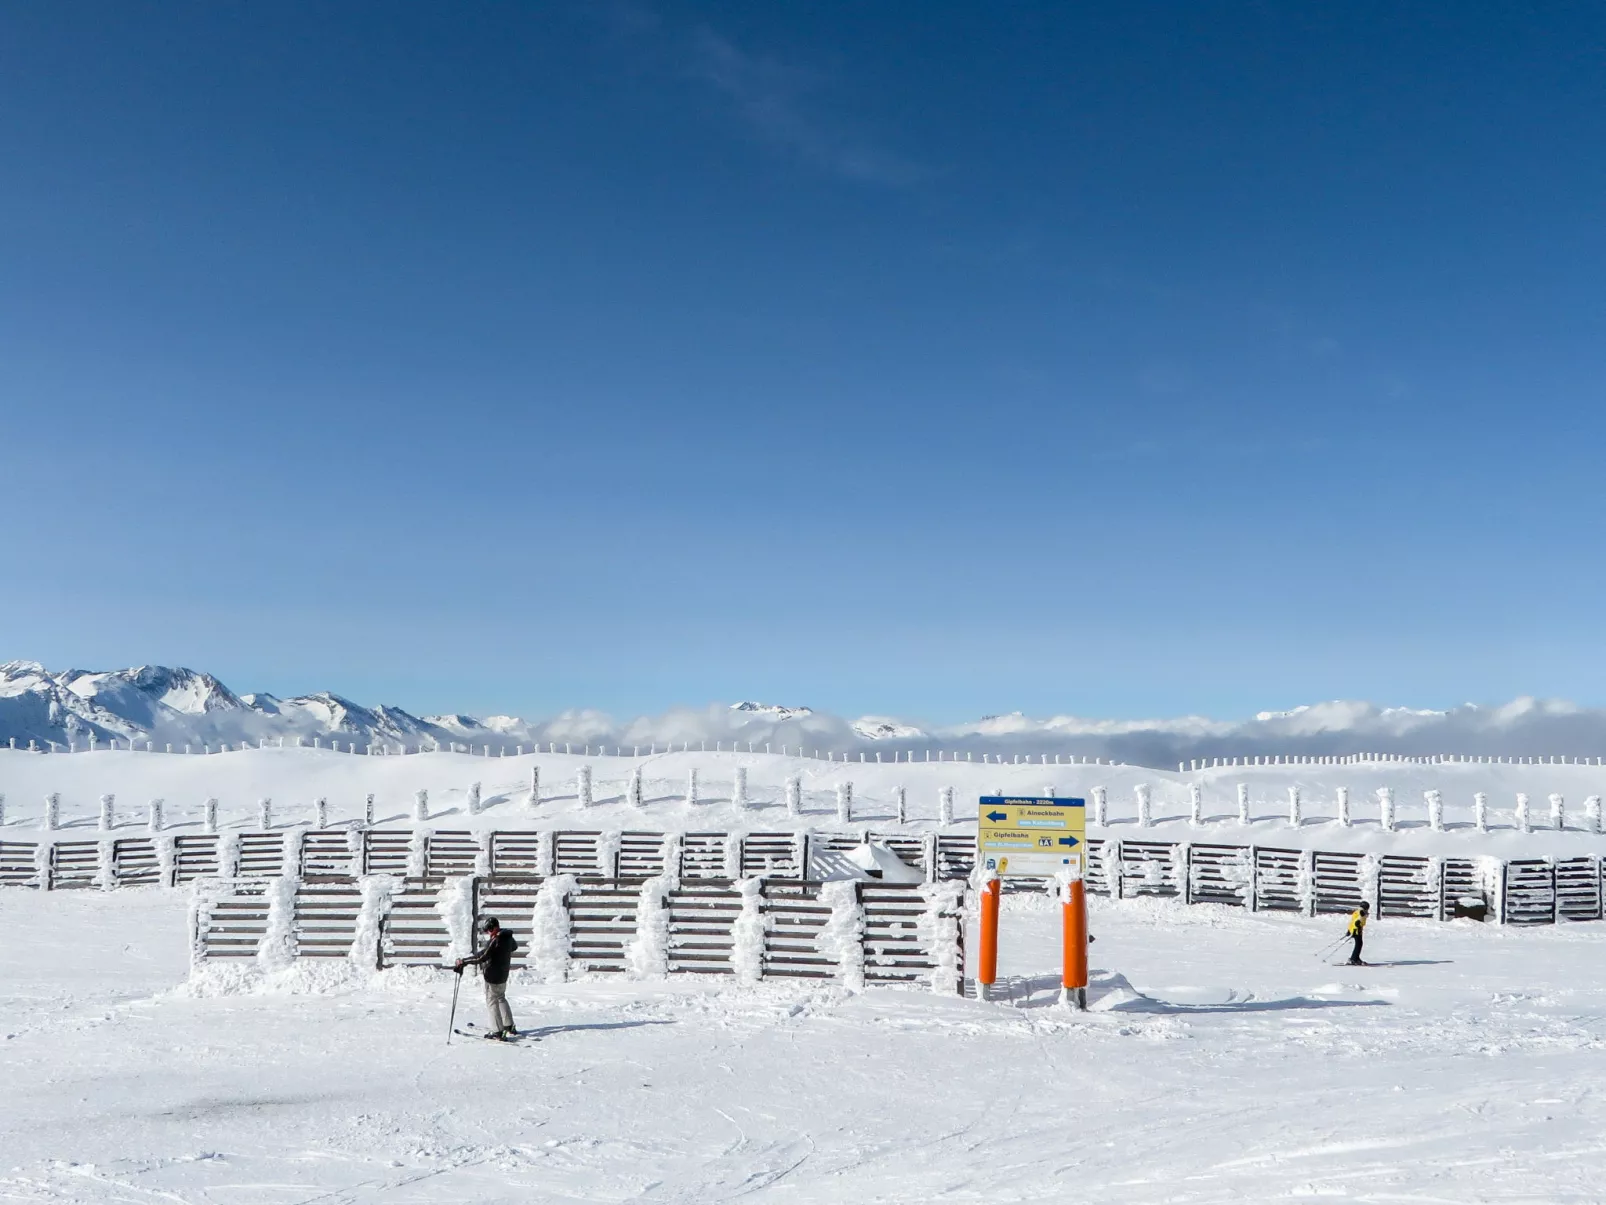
[4,659,1606,762]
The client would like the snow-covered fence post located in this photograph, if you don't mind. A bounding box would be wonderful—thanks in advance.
[467,782,482,816]
[350,874,397,971]
[685,767,698,807]
[732,879,765,984]
[1473,791,1488,832]
[734,766,749,810]
[148,798,163,832]
[1581,794,1602,834]
[257,871,300,971]
[205,798,219,833]
[1335,786,1351,827]
[895,784,907,825]
[626,870,673,980]
[528,765,540,810]
[1426,790,1443,832]
[836,781,853,824]
[577,765,593,808]
[1549,793,1565,830]
[314,797,329,829]
[1135,784,1152,828]
[939,786,955,825]
[413,789,428,823]
[819,879,866,991]
[98,793,114,831]
[1516,792,1531,834]
[785,775,802,817]
[44,793,60,831]
[627,766,644,808]
[1377,787,1395,832]
[1188,783,1202,827]
[361,793,374,827]
[1236,783,1250,826]
[532,874,576,984]
[1287,786,1301,828]
[1092,785,1108,826]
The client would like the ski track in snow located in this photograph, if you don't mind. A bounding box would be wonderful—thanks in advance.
[5,891,1606,1200]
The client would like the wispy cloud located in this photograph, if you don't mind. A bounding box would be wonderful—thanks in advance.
[685,28,927,187]
[588,3,926,187]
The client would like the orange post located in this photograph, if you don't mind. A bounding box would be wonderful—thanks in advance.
[978,877,1001,996]
[1062,877,1088,1010]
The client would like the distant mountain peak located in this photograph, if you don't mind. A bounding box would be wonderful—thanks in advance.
[730,701,814,721]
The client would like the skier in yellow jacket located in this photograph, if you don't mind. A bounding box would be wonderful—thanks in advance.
[1346,901,1371,965]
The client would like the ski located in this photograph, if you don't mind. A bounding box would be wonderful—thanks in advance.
[456,1023,535,1042]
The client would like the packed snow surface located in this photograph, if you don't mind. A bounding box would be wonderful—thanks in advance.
[5,747,1606,857]
[5,887,1606,1201]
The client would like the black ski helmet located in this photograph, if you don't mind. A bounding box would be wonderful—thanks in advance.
[1360,901,1371,913]
[481,916,501,932]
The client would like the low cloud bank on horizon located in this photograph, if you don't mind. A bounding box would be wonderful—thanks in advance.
[4,660,1606,764]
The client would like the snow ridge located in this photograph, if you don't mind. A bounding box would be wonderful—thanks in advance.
[9,660,1606,764]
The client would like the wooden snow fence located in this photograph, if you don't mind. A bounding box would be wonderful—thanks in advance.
[193,879,275,959]
[0,840,42,887]
[173,835,221,883]
[49,841,102,889]
[15,824,1606,931]
[293,878,366,958]
[190,872,967,992]
[361,829,413,875]
[1081,838,1519,924]
[300,830,359,878]
[111,837,162,887]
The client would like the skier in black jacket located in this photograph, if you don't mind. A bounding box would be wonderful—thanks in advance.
[455,917,518,1039]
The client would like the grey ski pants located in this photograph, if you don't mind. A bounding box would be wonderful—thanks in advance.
[484,979,514,1033]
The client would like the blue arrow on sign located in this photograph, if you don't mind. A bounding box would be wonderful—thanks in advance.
[1058,836,1080,848]
[986,810,1009,822]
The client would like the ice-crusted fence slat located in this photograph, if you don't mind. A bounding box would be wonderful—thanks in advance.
[381,879,456,967]
[1251,846,1304,912]
[1378,855,1437,919]
[48,840,102,890]
[758,880,833,980]
[1503,859,1556,925]
[1119,840,1181,898]
[361,829,412,876]
[666,879,741,975]
[568,877,642,974]
[112,836,163,888]
[1186,843,1250,907]
[192,877,273,962]
[1554,856,1601,921]
[0,838,41,888]
[293,877,365,959]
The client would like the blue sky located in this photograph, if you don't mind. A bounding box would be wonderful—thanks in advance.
[3,2,1604,724]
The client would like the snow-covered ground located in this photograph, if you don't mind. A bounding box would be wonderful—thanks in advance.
[5,747,1606,858]
[5,884,1606,1201]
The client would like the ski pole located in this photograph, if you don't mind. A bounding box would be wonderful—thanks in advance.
[1313,935,1347,960]
[446,967,462,1045]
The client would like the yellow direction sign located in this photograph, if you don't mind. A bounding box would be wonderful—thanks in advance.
[978,796,1086,878]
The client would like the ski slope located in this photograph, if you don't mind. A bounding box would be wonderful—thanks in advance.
[5,746,1606,858]
[4,885,1606,1201]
